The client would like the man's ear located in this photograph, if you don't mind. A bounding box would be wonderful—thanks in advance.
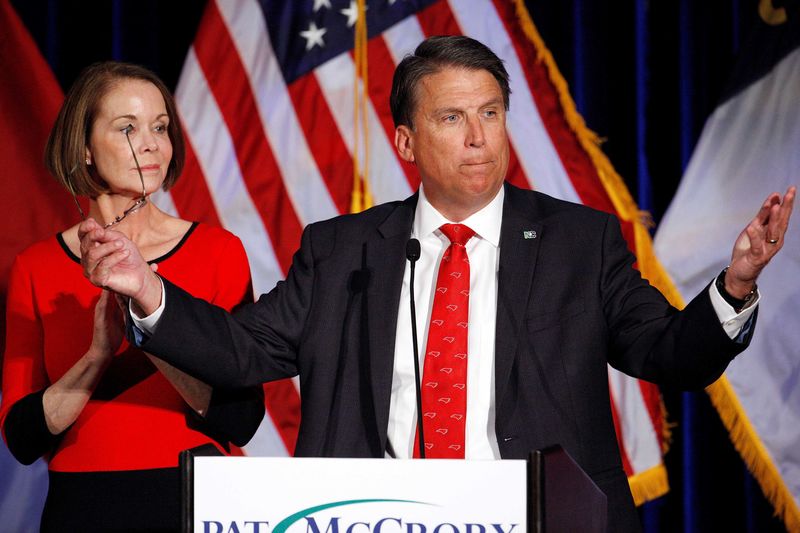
[394,125,415,164]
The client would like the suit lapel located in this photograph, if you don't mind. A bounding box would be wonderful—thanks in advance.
[495,184,543,405]
[365,195,417,446]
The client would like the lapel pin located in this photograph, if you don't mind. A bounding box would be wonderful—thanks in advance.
[523,230,537,239]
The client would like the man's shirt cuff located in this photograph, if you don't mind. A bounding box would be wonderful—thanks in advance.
[129,276,166,337]
[708,279,759,340]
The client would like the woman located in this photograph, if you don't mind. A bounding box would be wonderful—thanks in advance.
[0,62,264,532]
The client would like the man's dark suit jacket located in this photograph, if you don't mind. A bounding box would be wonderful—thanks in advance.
[143,183,752,532]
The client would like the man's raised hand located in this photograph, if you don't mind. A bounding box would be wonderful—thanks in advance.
[725,186,795,298]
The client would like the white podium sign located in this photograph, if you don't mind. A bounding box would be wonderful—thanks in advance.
[190,457,527,533]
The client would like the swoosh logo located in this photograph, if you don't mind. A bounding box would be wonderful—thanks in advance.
[273,499,432,533]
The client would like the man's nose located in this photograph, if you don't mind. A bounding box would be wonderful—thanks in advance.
[465,115,485,147]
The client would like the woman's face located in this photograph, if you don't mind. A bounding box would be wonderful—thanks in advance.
[86,79,173,196]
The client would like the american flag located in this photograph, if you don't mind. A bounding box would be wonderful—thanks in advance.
[151,0,675,503]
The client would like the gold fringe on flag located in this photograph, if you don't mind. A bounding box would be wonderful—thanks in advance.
[511,0,674,504]
[350,0,374,214]
[628,465,670,507]
[706,377,800,531]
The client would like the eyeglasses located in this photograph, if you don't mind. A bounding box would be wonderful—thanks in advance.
[69,124,149,229]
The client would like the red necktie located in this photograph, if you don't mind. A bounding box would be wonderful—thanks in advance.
[414,223,475,458]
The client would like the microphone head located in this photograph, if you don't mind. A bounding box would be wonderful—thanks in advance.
[406,238,421,262]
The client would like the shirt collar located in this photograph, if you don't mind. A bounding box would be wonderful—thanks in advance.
[413,184,504,247]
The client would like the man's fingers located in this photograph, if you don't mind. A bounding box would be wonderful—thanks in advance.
[83,239,123,267]
[745,223,765,258]
[77,217,100,240]
[91,249,131,284]
[754,193,780,226]
[777,186,796,231]
[79,228,99,255]
[765,186,796,243]
[84,242,126,282]
[766,202,782,243]
[79,227,118,258]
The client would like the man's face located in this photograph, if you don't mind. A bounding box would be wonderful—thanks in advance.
[395,67,509,221]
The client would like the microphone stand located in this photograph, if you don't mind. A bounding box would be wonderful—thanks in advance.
[406,239,425,458]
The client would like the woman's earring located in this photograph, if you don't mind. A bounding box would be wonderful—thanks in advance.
[86,158,91,166]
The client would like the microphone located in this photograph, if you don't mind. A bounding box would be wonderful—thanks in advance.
[406,238,420,262]
[406,238,425,458]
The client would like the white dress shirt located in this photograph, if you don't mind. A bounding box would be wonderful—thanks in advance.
[387,185,505,459]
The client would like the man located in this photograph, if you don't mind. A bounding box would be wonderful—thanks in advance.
[80,36,794,531]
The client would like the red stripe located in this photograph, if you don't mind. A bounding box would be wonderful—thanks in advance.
[416,2,529,191]
[263,381,301,455]
[365,36,420,190]
[287,73,352,215]
[168,137,224,227]
[416,0,462,36]
[609,380,635,476]
[504,146,528,189]
[193,1,302,274]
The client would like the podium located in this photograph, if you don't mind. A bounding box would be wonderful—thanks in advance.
[181,446,606,533]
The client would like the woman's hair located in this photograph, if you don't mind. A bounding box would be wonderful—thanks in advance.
[44,61,185,197]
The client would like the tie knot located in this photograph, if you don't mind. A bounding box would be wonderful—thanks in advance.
[439,224,475,247]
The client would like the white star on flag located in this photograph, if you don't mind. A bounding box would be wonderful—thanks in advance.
[340,1,365,28]
[299,21,326,51]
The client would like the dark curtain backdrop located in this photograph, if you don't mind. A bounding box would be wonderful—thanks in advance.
[10,1,788,531]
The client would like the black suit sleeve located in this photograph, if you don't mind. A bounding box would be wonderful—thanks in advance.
[197,385,265,447]
[600,215,753,388]
[142,224,319,389]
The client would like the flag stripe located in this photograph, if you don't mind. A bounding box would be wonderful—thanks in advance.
[314,54,413,204]
[194,1,302,274]
[365,35,420,190]
[609,369,662,474]
[416,0,462,37]
[164,140,224,227]
[176,48,285,295]
[609,379,635,476]
[287,73,353,215]
[382,15,427,65]
[241,392,292,457]
[218,0,341,225]
[263,381,302,455]
[639,380,663,448]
